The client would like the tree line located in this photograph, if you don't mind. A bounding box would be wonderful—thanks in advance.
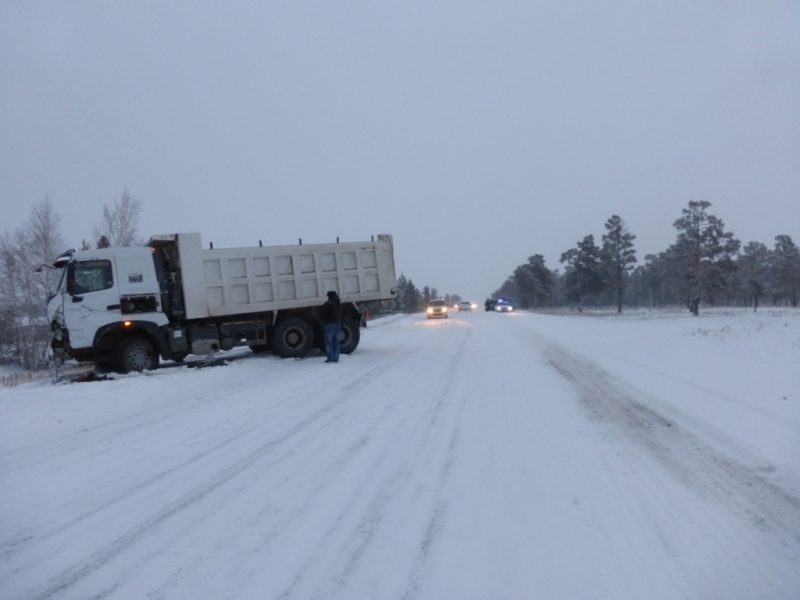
[492,201,800,315]
[1,192,144,370]
[366,274,464,317]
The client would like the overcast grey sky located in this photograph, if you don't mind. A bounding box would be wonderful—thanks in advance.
[2,2,798,300]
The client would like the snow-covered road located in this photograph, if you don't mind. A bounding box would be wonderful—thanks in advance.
[2,309,799,599]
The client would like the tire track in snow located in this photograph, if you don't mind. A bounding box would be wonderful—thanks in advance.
[398,328,471,600]
[2,362,334,559]
[0,360,275,468]
[14,331,438,600]
[139,331,441,599]
[1,411,266,564]
[141,431,379,600]
[17,359,408,600]
[276,325,472,599]
[24,413,337,599]
[541,339,800,549]
[3,348,370,473]
[2,349,406,567]
[91,428,383,600]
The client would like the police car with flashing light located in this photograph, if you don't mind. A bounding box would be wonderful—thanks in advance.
[487,298,515,312]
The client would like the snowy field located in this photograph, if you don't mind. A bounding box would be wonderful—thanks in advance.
[1,308,799,599]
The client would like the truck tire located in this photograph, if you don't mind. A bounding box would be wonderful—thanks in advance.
[315,328,327,353]
[340,316,360,354]
[115,336,158,373]
[271,317,315,358]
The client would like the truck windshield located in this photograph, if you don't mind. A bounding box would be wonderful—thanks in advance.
[67,260,113,295]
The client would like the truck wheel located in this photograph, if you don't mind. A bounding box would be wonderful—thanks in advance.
[271,317,315,358]
[115,336,158,373]
[340,316,360,354]
[316,318,361,355]
[315,328,327,353]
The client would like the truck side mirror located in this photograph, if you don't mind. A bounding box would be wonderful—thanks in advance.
[66,263,77,296]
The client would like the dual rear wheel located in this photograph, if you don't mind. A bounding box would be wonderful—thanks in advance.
[315,317,360,355]
[270,317,316,358]
[270,315,361,359]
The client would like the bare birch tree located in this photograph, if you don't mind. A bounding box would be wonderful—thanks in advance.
[0,197,66,368]
[93,189,144,247]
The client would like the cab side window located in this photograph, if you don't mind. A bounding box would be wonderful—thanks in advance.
[68,260,113,295]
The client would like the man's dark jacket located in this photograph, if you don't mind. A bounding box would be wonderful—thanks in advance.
[322,294,344,325]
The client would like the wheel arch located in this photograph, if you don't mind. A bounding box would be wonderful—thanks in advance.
[93,320,170,361]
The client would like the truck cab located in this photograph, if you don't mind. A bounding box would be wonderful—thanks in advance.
[49,247,170,370]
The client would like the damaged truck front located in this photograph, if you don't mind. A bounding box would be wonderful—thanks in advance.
[47,233,397,373]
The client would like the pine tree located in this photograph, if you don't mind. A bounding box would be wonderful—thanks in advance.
[738,242,770,310]
[394,273,423,313]
[560,235,605,309]
[394,274,409,313]
[600,215,637,313]
[492,278,517,302]
[671,201,739,315]
[422,286,432,305]
[403,279,422,313]
[771,235,800,307]
[513,255,554,309]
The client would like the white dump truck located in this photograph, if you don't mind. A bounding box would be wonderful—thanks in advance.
[47,233,397,372]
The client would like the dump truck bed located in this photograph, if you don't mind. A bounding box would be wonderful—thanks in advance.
[150,233,396,320]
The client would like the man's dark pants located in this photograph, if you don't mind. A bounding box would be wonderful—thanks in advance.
[324,323,341,362]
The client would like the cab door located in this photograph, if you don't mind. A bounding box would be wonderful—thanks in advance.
[62,258,121,350]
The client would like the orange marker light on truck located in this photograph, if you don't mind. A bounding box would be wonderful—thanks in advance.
[123,321,132,327]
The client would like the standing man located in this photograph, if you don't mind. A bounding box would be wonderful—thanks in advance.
[322,290,343,363]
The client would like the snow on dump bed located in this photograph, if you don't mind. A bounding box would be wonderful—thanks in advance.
[0,308,798,599]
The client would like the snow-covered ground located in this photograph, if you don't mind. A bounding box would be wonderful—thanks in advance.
[1,308,799,599]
